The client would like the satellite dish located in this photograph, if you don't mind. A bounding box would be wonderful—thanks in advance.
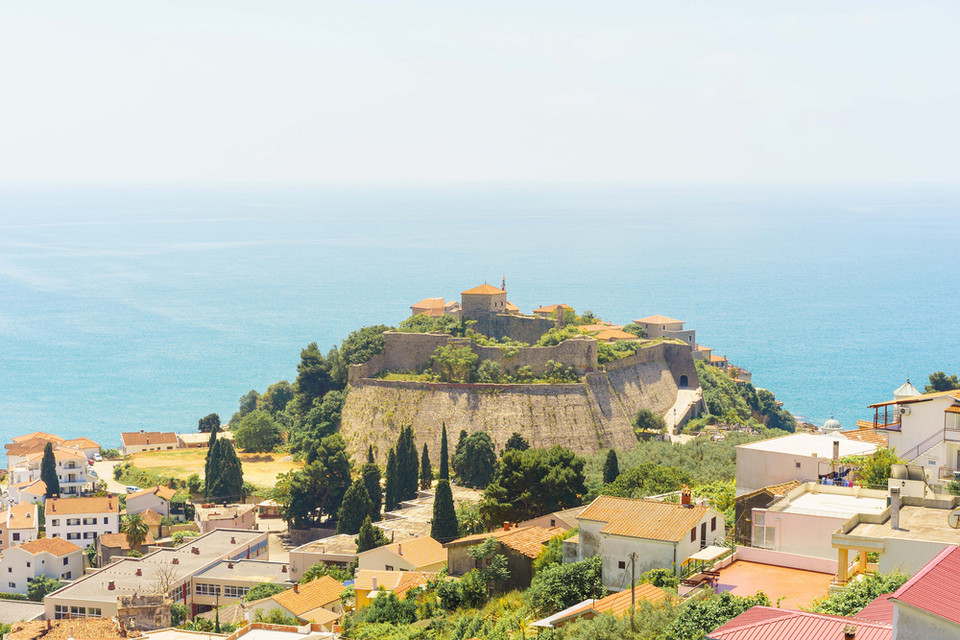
[948,509,960,530]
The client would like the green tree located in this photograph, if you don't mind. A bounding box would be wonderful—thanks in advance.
[639,567,679,589]
[621,323,647,338]
[667,591,771,640]
[467,537,510,594]
[808,571,908,616]
[259,381,294,415]
[367,445,375,464]
[842,448,905,489]
[385,448,399,511]
[298,562,352,584]
[452,431,497,489]
[205,438,244,502]
[290,389,346,456]
[337,478,373,535]
[439,424,450,481]
[926,371,960,393]
[40,442,60,498]
[431,479,458,542]
[420,443,433,490]
[359,591,416,624]
[456,502,485,537]
[186,473,202,495]
[633,408,666,435]
[121,513,149,551]
[294,342,336,410]
[481,446,587,524]
[504,432,529,453]
[360,463,383,522]
[284,434,352,528]
[602,449,620,485]
[238,390,260,419]
[234,410,283,453]
[198,413,221,433]
[332,325,392,386]
[27,576,62,602]
[527,556,603,615]
[356,516,390,552]
[254,609,298,625]
[245,582,287,601]
[395,426,419,501]
[430,344,479,383]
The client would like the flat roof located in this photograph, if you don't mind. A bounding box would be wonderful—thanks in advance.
[694,560,833,609]
[847,505,960,544]
[291,534,358,557]
[194,559,292,584]
[377,484,482,541]
[144,631,228,640]
[775,492,888,519]
[737,433,878,458]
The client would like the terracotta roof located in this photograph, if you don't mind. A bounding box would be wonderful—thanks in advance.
[841,429,889,446]
[371,535,447,569]
[856,593,895,625]
[46,496,118,515]
[272,576,342,615]
[6,502,37,529]
[533,304,573,314]
[393,572,430,599]
[128,485,177,501]
[354,569,433,592]
[869,388,960,408]
[416,307,446,317]
[762,480,801,496]
[12,431,62,444]
[138,509,164,525]
[594,329,638,342]
[946,405,960,415]
[578,496,714,543]
[461,283,505,295]
[25,447,87,463]
[15,537,83,557]
[61,437,101,449]
[446,525,564,558]
[695,344,713,351]
[13,479,46,495]
[8,618,136,640]
[635,315,683,324]
[569,583,668,621]
[120,431,179,446]
[411,297,447,310]
[505,301,519,312]
[710,355,728,363]
[708,606,892,640]
[578,323,618,333]
[97,532,156,551]
[890,545,960,626]
[5,439,53,457]
[299,606,341,626]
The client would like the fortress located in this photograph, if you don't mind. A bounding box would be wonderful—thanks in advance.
[340,282,705,463]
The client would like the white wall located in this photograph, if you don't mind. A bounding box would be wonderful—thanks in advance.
[357,547,413,572]
[126,493,170,517]
[736,448,823,495]
[47,511,119,548]
[894,398,950,464]
[0,547,83,594]
[880,538,953,576]
[754,509,847,560]
[894,602,960,640]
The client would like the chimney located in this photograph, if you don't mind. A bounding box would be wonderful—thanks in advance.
[172,558,179,565]
[372,577,378,590]
[833,440,840,462]
[681,487,692,507]
[503,521,510,531]
[293,583,299,594]
[281,565,287,573]
[228,562,234,569]
[398,543,402,556]
[843,623,857,640]
[135,568,142,576]
[890,487,901,530]
[231,537,236,544]
[192,546,200,555]
[108,581,116,590]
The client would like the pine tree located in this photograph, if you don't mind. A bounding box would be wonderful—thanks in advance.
[420,444,433,490]
[355,516,390,552]
[361,463,383,522]
[439,423,450,481]
[396,426,419,501]
[367,445,375,464]
[602,449,620,485]
[40,442,60,498]
[336,478,372,535]
[431,479,458,542]
[385,448,399,511]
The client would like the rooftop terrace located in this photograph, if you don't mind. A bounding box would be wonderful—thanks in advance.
[194,559,292,583]
[682,561,832,609]
[845,504,960,544]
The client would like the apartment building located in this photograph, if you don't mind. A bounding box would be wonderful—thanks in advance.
[0,502,39,550]
[46,496,120,548]
[9,448,93,498]
[125,485,177,517]
[0,537,83,594]
[190,559,293,615]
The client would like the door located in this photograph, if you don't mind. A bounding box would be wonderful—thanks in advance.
[700,522,707,548]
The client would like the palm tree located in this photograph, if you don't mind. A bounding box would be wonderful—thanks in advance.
[121,513,149,552]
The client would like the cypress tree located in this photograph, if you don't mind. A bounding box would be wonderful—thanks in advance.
[439,423,450,481]
[431,479,458,542]
[204,438,221,499]
[367,445,375,464]
[396,426,419,501]
[40,442,60,498]
[420,443,432,490]
[219,439,244,502]
[602,449,620,485]
[336,478,372,535]
[356,516,389,553]
[361,463,383,522]
[385,448,399,511]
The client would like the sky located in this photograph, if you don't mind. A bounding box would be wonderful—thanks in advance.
[1,1,958,185]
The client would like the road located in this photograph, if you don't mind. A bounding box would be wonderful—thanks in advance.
[91,460,129,494]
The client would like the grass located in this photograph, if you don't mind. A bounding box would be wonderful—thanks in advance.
[128,448,302,486]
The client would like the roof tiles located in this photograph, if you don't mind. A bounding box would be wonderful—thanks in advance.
[579,496,714,543]
[890,545,960,626]
[15,537,83,557]
[272,576,342,614]
[707,606,892,640]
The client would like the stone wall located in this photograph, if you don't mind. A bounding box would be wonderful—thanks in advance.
[473,337,597,375]
[471,312,556,344]
[340,342,693,464]
[117,594,171,631]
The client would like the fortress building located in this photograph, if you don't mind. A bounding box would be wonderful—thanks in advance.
[459,282,557,344]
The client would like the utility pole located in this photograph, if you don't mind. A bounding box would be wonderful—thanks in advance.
[630,552,638,632]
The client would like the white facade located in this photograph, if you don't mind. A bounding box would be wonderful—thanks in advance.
[125,488,174,517]
[881,394,960,485]
[893,600,960,640]
[46,497,120,549]
[9,449,93,497]
[0,503,39,550]
[0,541,83,594]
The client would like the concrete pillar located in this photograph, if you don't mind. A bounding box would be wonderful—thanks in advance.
[859,550,868,574]
[837,548,848,583]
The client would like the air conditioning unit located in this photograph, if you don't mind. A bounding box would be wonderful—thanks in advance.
[899,406,911,416]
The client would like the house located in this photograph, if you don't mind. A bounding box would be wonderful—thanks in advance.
[44,528,268,620]
[516,505,587,531]
[885,545,960,640]
[357,535,446,573]
[0,537,83,594]
[732,480,800,545]
[120,431,179,456]
[533,304,573,319]
[5,432,64,469]
[445,524,564,591]
[194,504,257,534]
[96,531,157,565]
[60,437,101,460]
[257,499,282,519]
[410,297,461,318]
[126,485,177,517]
[634,315,695,348]
[709,354,729,372]
[707,607,893,640]
[693,344,713,362]
[576,492,726,589]
[353,570,433,610]
[190,559,293,615]
[289,534,358,582]
[864,384,960,486]
[530,583,670,629]
[46,496,120,549]
[8,447,93,497]
[138,509,169,540]
[7,480,46,505]
[593,328,640,343]
[247,576,343,626]
[7,618,132,640]
[734,433,878,496]
[0,502,39,549]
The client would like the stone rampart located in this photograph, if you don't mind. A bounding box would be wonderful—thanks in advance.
[473,337,597,375]
[471,312,556,344]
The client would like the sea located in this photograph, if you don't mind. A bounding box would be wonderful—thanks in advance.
[1,184,958,455]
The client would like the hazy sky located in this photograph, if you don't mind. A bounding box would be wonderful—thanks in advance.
[2,1,958,185]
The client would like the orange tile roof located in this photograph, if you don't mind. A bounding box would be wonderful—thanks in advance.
[534,304,573,314]
[13,479,46,496]
[578,496,713,543]
[25,447,87,463]
[47,496,118,515]
[446,525,564,558]
[6,502,37,529]
[138,509,164,525]
[635,315,683,324]
[128,485,177,501]
[272,576,343,614]
[16,537,83,557]
[12,431,63,444]
[841,429,889,446]
[121,431,178,447]
[97,532,156,551]
[710,355,728,363]
[416,307,446,317]
[695,344,713,351]
[5,438,55,457]
[393,573,430,599]
[594,329,638,342]
[946,406,960,415]
[578,323,619,333]
[461,283,505,295]
[411,297,447,310]
[762,480,801,496]
[374,535,447,569]
[8,618,134,640]
[61,437,101,449]
[505,301,519,312]
[354,570,433,592]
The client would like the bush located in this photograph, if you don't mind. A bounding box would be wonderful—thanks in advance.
[0,592,29,601]
[808,571,909,616]
[100,448,121,459]
[633,408,666,435]
[245,582,286,601]
[527,556,603,615]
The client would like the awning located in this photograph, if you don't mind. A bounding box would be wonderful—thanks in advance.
[688,545,729,563]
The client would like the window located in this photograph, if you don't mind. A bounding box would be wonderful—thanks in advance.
[83,532,96,539]
[690,527,696,542]
[195,583,221,596]
[26,562,31,568]
[385,565,394,571]
[7,568,11,573]
[83,517,98,525]
[795,462,801,469]
[66,518,81,526]
[550,519,556,527]
[618,561,626,569]
[223,585,249,599]
[51,519,60,527]
[711,517,717,532]
[7,582,14,588]
[67,533,81,540]
[63,571,72,580]
[12,533,20,541]
[63,557,69,566]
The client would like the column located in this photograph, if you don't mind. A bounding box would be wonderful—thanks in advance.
[837,547,848,584]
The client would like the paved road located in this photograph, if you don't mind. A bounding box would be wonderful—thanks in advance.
[91,460,129,494]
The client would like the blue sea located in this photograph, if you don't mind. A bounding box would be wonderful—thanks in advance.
[1,185,958,453]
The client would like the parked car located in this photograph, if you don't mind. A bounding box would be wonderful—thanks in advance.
[125,485,140,493]
[93,454,103,462]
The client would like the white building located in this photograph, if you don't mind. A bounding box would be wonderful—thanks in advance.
[888,545,960,640]
[0,502,39,550]
[735,433,878,496]
[289,534,358,582]
[356,535,447,573]
[576,494,725,589]
[125,485,177,517]
[9,447,93,497]
[60,437,102,460]
[7,479,47,505]
[633,315,696,348]
[4,432,64,469]
[120,431,179,456]
[46,496,120,548]
[0,537,83,594]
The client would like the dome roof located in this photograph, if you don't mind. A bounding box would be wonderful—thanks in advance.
[894,379,921,400]
[821,417,842,433]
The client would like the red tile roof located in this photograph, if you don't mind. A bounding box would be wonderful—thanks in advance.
[533,304,573,314]
[16,537,83,557]
[707,606,892,640]
[411,297,447,310]
[120,431,178,447]
[635,315,683,324]
[461,284,505,295]
[578,496,716,543]
[47,496,118,515]
[127,485,177,501]
[890,545,960,626]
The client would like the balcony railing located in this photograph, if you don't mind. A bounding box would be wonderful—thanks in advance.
[939,467,960,480]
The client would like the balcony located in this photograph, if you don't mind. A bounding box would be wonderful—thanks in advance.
[939,467,960,481]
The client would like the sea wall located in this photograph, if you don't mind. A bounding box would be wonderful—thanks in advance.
[340,341,694,463]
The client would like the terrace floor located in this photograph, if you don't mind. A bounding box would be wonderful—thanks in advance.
[680,561,833,609]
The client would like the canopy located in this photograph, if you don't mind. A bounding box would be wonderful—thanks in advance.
[688,545,729,563]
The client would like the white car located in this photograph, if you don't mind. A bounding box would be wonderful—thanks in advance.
[93,454,103,462]
[125,486,140,494]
